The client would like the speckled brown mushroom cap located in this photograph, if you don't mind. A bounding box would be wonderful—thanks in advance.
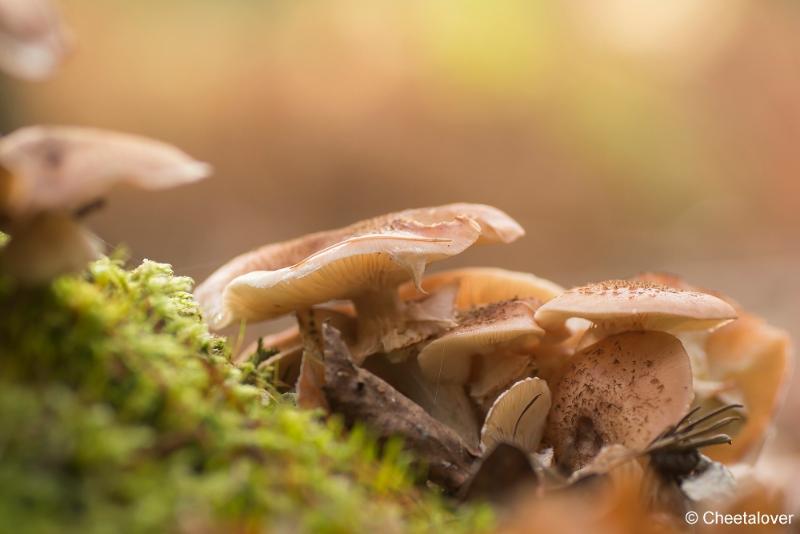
[0,126,211,220]
[480,377,551,453]
[398,267,564,309]
[196,203,524,328]
[220,217,483,328]
[534,279,736,334]
[417,299,544,384]
[546,331,693,472]
[0,0,68,80]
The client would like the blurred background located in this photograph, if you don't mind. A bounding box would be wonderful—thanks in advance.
[1,0,797,447]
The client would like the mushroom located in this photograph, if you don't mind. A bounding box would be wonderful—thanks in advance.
[480,377,551,454]
[0,126,211,282]
[0,0,69,80]
[632,272,792,464]
[416,299,546,410]
[398,267,564,309]
[546,331,694,472]
[534,279,737,349]
[216,206,524,360]
[194,203,524,329]
[0,126,212,221]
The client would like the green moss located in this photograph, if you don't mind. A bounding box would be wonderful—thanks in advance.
[0,257,492,534]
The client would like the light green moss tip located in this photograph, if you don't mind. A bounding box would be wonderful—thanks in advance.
[0,256,492,534]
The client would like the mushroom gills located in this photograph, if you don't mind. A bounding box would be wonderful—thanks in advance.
[480,377,551,454]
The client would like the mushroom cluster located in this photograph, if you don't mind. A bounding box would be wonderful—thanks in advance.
[196,205,793,515]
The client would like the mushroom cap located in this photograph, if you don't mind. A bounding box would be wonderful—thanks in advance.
[480,377,551,453]
[398,267,564,309]
[0,126,211,220]
[546,331,694,472]
[417,299,544,384]
[220,217,482,328]
[703,313,792,464]
[195,203,524,327]
[0,0,69,80]
[534,279,736,334]
[0,211,101,283]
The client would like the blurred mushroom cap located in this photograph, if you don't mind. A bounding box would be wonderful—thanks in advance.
[703,314,793,464]
[399,267,564,309]
[534,279,736,334]
[0,0,69,80]
[0,126,211,220]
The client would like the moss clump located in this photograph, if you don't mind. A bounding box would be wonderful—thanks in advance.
[0,256,492,534]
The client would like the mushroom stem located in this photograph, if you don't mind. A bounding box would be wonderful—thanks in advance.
[351,286,455,363]
[0,211,102,283]
[351,288,406,358]
[295,308,328,410]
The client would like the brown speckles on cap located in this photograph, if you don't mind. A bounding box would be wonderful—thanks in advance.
[417,298,545,385]
[534,279,737,334]
[545,331,693,472]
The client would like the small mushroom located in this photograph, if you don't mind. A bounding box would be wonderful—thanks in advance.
[546,331,694,472]
[398,267,564,309]
[416,299,547,411]
[195,203,524,328]
[222,218,477,352]
[219,207,524,360]
[480,377,551,454]
[534,279,736,349]
[0,126,212,221]
[0,126,211,282]
[0,0,69,80]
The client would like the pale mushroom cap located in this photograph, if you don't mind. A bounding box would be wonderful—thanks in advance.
[0,126,211,219]
[480,377,551,453]
[534,279,736,333]
[703,314,792,464]
[399,267,564,309]
[195,203,524,327]
[417,299,544,384]
[547,331,694,471]
[220,217,482,328]
[0,0,68,80]
[391,203,524,245]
